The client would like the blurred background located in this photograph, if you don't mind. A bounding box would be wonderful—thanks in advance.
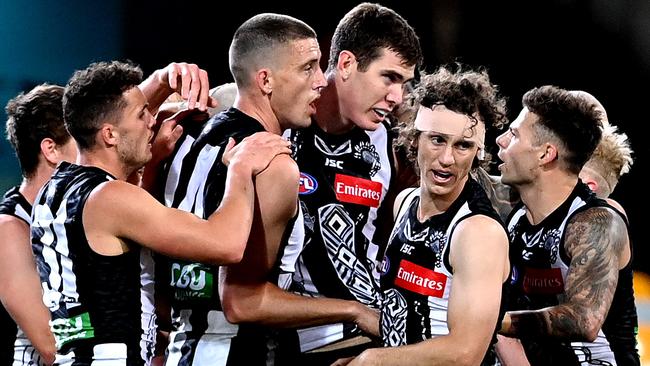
[1,0,648,362]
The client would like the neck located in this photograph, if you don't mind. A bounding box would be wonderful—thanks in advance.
[77,149,132,181]
[234,90,282,135]
[313,75,355,135]
[417,175,468,221]
[19,162,58,204]
[518,171,578,225]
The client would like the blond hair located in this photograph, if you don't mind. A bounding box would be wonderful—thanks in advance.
[582,123,633,196]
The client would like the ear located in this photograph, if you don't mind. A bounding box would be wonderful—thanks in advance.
[539,143,558,164]
[337,50,356,80]
[584,179,598,193]
[100,123,118,147]
[40,138,59,165]
[255,69,272,95]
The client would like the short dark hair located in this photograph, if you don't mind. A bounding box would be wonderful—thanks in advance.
[5,84,69,178]
[229,13,317,88]
[328,3,422,72]
[397,64,508,168]
[523,85,603,174]
[63,60,143,150]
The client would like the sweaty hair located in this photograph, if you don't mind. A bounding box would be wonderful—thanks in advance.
[5,84,69,178]
[523,85,603,174]
[229,13,317,88]
[63,60,143,150]
[328,3,422,73]
[583,123,633,196]
[397,64,508,168]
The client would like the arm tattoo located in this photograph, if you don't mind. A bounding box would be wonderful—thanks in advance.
[509,207,627,341]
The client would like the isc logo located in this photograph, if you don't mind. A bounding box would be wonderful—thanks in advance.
[299,172,318,195]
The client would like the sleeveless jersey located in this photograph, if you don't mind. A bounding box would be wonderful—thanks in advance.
[0,186,48,366]
[379,178,505,365]
[285,121,394,351]
[160,108,304,366]
[507,181,639,365]
[31,162,156,366]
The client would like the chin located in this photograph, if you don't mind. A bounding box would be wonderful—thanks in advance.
[356,119,380,131]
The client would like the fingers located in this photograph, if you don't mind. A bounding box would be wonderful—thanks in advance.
[221,138,237,166]
[169,124,184,147]
[164,62,211,111]
[227,132,291,175]
[225,137,236,152]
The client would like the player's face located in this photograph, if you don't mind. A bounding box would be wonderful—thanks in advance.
[416,105,483,200]
[496,107,544,187]
[115,87,156,171]
[339,48,415,131]
[271,38,327,130]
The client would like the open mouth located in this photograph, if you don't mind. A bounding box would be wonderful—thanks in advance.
[373,108,389,120]
[432,170,453,183]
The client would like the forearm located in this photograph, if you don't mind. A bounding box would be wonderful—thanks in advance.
[1,289,56,364]
[139,69,174,115]
[205,164,255,262]
[223,281,363,329]
[353,335,487,366]
[501,305,594,341]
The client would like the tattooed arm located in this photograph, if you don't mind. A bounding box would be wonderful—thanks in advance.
[500,206,628,341]
[471,167,519,221]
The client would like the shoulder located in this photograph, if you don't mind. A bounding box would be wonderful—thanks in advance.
[257,154,299,183]
[0,213,29,233]
[86,180,150,212]
[457,214,506,237]
[566,205,628,250]
[569,204,626,228]
[393,187,418,216]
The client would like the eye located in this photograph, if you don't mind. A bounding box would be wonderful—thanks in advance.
[429,135,445,145]
[456,141,474,151]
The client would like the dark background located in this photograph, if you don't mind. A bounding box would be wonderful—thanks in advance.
[1,0,648,273]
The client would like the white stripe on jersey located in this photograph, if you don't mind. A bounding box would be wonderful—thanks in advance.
[362,125,392,280]
[14,203,30,224]
[165,135,194,207]
[139,248,156,364]
[164,135,223,217]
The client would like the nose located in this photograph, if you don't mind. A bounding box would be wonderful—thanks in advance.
[146,110,156,129]
[496,131,509,149]
[386,83,403,108]
[314,67,327,91]
[438,145,455,166]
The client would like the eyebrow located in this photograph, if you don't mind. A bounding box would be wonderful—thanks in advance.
[383,69,409,83]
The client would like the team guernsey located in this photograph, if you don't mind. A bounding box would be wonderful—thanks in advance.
[30,162,156,365]
[507,181,639,365]
[285,121,393,351]
[0,186,48,366]
[160,107,304,366]
[379,179,505,365]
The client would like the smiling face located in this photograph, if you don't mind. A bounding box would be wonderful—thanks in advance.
[114,87,156,171]
[270,37,327,130]
[339,48,415,131]
[415,105,484,200]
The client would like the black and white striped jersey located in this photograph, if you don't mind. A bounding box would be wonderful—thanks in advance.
[0,186,48,366]
[380,179,504,365]
[31,162,156,365]
[507,181,639,366]
[284,121,394,351]
[160,108,304,366]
